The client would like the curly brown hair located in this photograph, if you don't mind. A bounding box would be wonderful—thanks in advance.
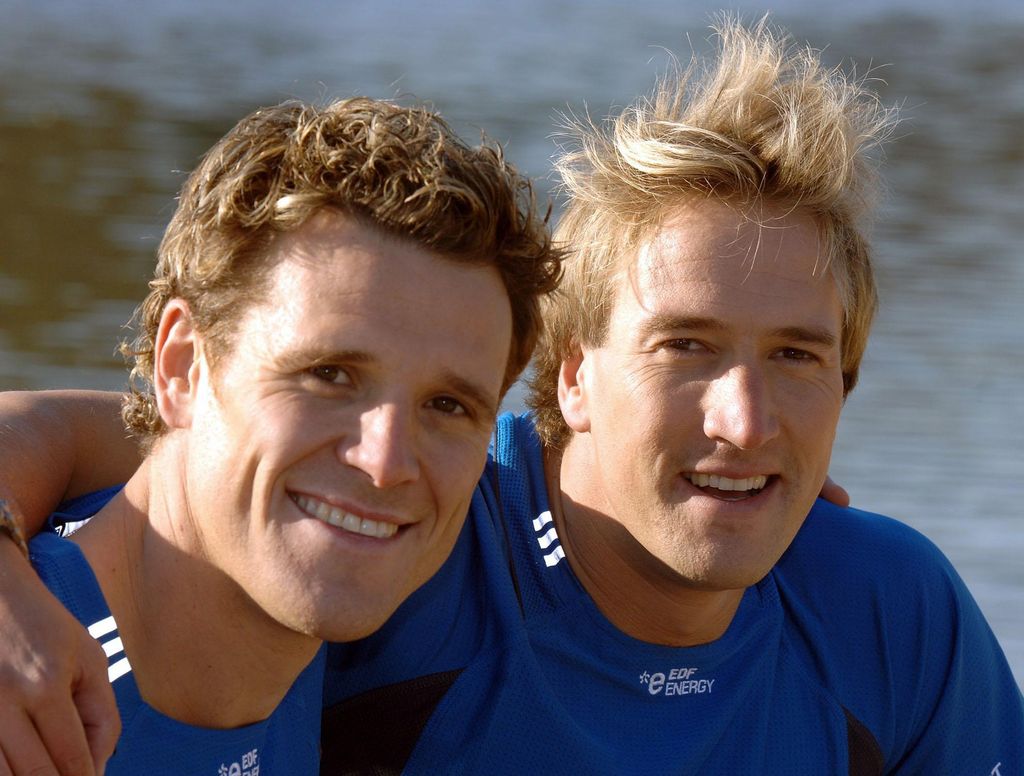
[528,17,897,450]
[121,97,562,444]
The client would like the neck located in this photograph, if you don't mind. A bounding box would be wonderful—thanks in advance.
[547,442,744,647]
[72,456,319,729]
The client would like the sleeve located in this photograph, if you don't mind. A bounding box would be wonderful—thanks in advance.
[778,504,1023,773]
[887,541,1024,774]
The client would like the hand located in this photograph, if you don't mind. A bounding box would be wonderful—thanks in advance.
[819,475,850,508]
[0,540,120,776]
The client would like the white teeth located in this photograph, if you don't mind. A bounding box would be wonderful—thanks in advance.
[291,494,399,539]
[342,513,361,533]
[687,473,768,492]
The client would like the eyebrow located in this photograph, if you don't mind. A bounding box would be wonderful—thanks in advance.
[635,314,726,340]
[280,349,376,371]
[769,325,838,349]
[282,350,500,420]
[637,314,838,348]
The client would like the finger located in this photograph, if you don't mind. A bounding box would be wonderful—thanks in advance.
[0,706,61,776]
[31,694,97,776]
[819,475,851,508]
[73,648,120,774]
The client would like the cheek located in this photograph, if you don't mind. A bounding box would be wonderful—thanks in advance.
[624,384,701,454]
[427,438,489,512]
[590,387,680,478]
[786,388,843,462]
[256,397,337,454]
[187,401,238,479]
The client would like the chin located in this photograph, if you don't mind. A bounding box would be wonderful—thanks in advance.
[715,562,777,590]
[311,604,402,643]
[677,554,776,592]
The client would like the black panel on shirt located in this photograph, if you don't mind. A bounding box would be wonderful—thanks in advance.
[844,706,885,775]
[320,669,463,775]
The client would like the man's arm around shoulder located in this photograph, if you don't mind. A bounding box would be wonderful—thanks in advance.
[0,388,135,775]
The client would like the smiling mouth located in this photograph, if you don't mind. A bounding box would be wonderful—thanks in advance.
[685,473,770,500]
[291,493,399,538]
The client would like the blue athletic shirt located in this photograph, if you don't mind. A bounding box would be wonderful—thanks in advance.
[321,413,1024,775]
[50,414,1024,773]
[30,531,324,776]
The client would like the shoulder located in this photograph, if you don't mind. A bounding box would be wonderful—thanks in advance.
[776,500,973,657]
[774,501,1023,765]
[780,499,957,591]
[482,412,550,532]
[29,532,100,609]
[490,412,543,468]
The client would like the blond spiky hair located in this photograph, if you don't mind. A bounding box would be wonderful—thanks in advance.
[529,16,897,450]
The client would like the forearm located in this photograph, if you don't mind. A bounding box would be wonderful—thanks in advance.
[0,389,140,536]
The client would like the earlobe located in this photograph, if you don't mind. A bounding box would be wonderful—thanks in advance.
[153,300,201,430]
[557,348,591,434]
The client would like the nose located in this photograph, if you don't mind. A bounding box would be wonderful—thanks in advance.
[340,403,421,488]
[702,364,779,450]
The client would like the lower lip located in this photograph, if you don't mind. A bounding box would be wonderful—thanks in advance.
[310,517,412,558]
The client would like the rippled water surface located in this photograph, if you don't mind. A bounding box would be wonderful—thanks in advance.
[1,0,1021,686]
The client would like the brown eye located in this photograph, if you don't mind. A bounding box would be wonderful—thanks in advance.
[664,339,705,353]
[310,365,351,385]
[778,348,814,362]
[428,396,465,415]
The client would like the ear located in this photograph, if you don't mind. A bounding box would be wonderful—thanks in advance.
[557,347,591,434]
[153,299,203,430]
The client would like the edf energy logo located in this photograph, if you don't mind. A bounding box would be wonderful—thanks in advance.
[639,667,715,697]
[218,749,260,776]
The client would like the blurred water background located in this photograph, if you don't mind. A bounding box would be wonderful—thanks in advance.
[1,0,1021,687]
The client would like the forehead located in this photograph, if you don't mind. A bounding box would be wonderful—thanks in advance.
[610,200,840,330]
[235,211,512,387]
